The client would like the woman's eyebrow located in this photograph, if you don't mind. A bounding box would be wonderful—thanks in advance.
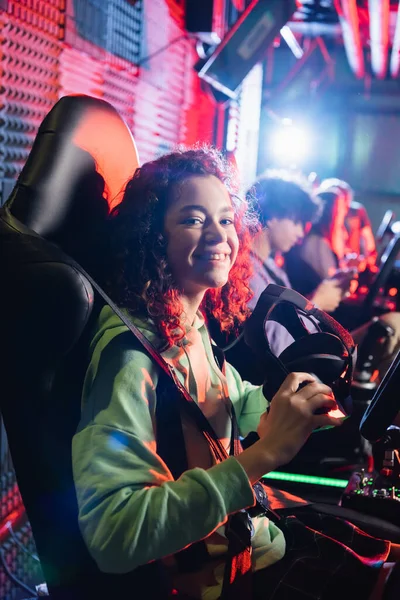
[178,205,234,214]
[178,204,207,213]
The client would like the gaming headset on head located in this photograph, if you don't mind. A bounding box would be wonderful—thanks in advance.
[244,284,357,416]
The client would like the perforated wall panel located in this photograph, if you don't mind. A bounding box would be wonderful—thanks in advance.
[106,0,142,66]
[0,7,61,183]
[64,0,142,67]
[0,422,42,600]
[60,0,215,163]
[132,0,193,162]
[59,47,105,98]
[0,519,43,599]
[102,63,137,132]
[0,424,21,523]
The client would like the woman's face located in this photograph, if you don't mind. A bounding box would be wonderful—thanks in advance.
[164,175,239,297]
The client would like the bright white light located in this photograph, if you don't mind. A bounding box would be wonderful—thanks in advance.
[271,124,309,165]
[308,171,318,184]
[280,26,304,59]
[391,221,400,235]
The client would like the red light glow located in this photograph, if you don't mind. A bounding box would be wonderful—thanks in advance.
[328,407,347,419]
[72,106,140,209]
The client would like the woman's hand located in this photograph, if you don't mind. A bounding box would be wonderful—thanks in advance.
[257,373,343,468]
[236,373,344,484]
[311,279,342,312]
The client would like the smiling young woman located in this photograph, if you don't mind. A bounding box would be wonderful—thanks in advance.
[71,146,397,600]
[99,146,255,345]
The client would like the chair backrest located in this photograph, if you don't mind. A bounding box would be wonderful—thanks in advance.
[0,95,146,599]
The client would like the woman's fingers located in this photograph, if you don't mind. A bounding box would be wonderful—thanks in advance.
[306,395,337,415]
[313,414,345,429]
[278,372,316,394]
[296,381,334,400]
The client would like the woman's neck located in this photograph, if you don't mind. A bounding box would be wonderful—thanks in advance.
[179,292,204,327]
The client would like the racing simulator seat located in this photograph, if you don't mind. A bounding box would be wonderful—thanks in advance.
[0,94,145,599]
[1,95,400,600]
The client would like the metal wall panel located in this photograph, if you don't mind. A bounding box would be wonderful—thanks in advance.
[0,8,61,183]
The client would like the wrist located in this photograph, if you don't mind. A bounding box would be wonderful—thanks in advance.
[241,431,260,450]
[255,438,280,474]
[236,439,278,484]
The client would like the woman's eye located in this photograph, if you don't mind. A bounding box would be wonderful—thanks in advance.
[183,217,203,225]
[221,218,234,226]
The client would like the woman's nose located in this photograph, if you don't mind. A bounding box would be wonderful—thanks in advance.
[205,220,226,241]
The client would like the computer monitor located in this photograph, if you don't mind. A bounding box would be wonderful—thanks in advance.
[197,0,297,99]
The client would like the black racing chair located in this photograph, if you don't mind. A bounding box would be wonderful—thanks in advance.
[0,94,161,600]
[1,94,400,600]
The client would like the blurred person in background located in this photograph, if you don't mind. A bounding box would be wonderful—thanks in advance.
[290,188,349,285]
[318,178,377,265]
[248,172,344,325]
[211,172,343,383]
[287,186,400,385]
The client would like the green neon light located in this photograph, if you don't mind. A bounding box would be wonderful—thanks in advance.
[263,471,348,488]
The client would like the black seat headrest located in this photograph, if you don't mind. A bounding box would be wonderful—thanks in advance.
[6,94,139,244]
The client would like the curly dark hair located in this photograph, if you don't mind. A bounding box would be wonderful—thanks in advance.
[247,171,321,227]
[103,145,257,346]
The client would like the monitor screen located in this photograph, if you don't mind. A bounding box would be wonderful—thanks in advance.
[198,0,296,99]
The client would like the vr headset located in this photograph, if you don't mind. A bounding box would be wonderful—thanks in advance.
[244,284,357,416]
